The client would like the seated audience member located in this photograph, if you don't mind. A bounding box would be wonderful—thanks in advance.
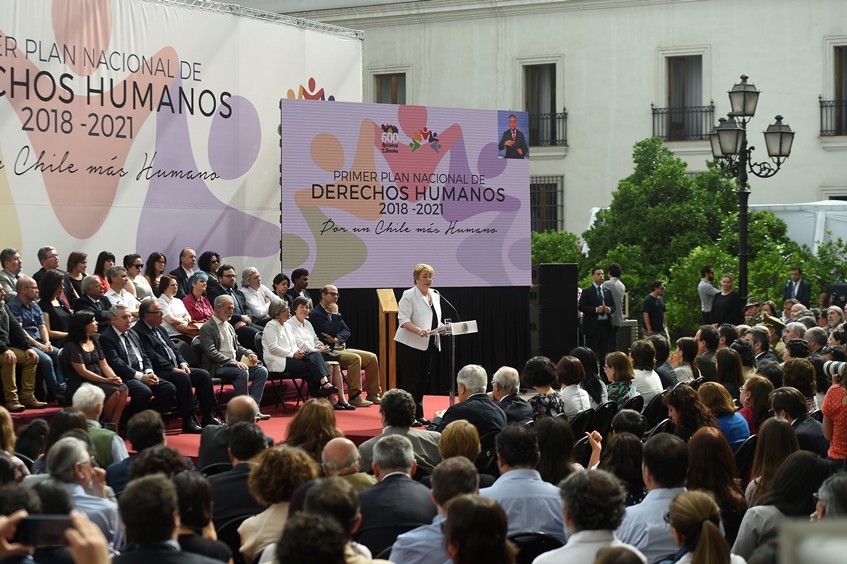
[732,451,830,559]
[46,436,122,551]
[423,420,495,488]
[686,428,748,544]
[783,337,811,361]
[197,251,221,291]
[238,445,319,563]
[646,335,678,389]
[276,513,346,564]
[390,456,479,564]
[106,409,165,493]
[490,366,532,423]
[62,310,128,428]
[173,471,232,563]
[662,383,716,443]
[92,251,115,293]
[630,340,663,405]
[134,298,218,432]
[206,264,260,349]
[697,382,750,450]
[157,274,195,340]
[169,247,196,300]
[284,398,343,463]
[754,359,783,388]
[322,437,377,492]
[286,268,312,303]
[479,424,566,543]
[145,252,167,298]
[28,476,78,563]
[611,409,647,437]
[715,348,745,402]
[8,276,65,403]
[534,469,648,564]
[616,433,689,564]
[812,472,847,520]
[0,407,29,483]
[822,360,847,471]
[0,248,22,302]
[443,495,517,564]
[668,490,744,564]
[571,346,609,409]
[64,251,88,302]
[806,326,828,355]
[272,273,295,311]
[0,482,74,564]
[100,304,177,422]
[128,446,192,479]
[116,473,221,564]
[747,326,777,365]
[782,357,817,411]
[557,355,592,422]
[671,337,700,383]
[198,396,264,469]
[523,355,567,419]
[31,246,60,284]
[730,338,758,380]
[598,433,646,506]
[124,253,152,300]
[0,284,43,413]
[745,417,799,507]
[770,386,829,457]
[72,384,128,468]
[605,352,639,409]
[432,364,507,436]
[694,325,719,381]
[14,418,48,463]
[199,295,268,411]
[717,323,739,350]
[38,268,71,347]
[354,434,437,555]
[240,267,275,326]
[184,272,214,323]
[28,407,87,475]
[536,416,583,486]
[738,375,773,435]
[104,266,139,318]
[208,421,269,529]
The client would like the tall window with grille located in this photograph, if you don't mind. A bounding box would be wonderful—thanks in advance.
[652,55,712,141]
[525,64,566,146]
[821,46,847,136]
[530,176,564,232]
[375,73,406,104]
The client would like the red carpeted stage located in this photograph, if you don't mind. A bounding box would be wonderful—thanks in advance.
[11,389,454,462]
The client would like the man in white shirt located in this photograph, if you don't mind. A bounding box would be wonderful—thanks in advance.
[616,433,688,564]
[533,469,647,564]
[104,266,139,320]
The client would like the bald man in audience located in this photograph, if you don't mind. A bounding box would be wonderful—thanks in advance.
[322,437,377,492]
[198,395,272,469]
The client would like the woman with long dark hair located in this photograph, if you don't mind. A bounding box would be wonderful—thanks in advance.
[144,252,167,297]
[570,346,608,408]
[715,348,745,402]
[663,383,717,443]
[598,432,646,506]
[535,416,577,485]
[38,269,70,347]
[745,417,799,506]
[738,375,773,434]
[444,495,517,564]
[93,251,115,292]
[671,337,700,384]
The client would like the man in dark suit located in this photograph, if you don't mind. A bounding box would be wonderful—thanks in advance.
[198,395,272,470]
[286,267,312,304]
[771,386,830,458]
[206,263,259,350]
[73,275,112,331]
[694,324,719,381]
[208,421,268,530]
[431,364,507,436]
[782,267,812,308]
[498,114,528,159]
[355,434,437,555]
[100,304,175,422]
[106,409,166,494]
[747,326,779,366]
[490,366,532,424]
[116,473,220,564]
[133,299,218,431]
[578,266,617,363]
[168,247,196,300]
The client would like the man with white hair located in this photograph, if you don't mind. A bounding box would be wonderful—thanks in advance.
[431,364,507,436]
[826,305,845,333]
[783,321,806,344]
[490,366,532,424]
[47,436,122,551]
[322,437,377,492]
[72,383,128,468]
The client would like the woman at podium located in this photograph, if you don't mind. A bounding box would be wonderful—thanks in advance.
[395,263,445,426]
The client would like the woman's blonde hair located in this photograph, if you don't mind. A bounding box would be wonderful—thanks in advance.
[669,490,730,564]
[413,263,434,283]
[605,352,634,383]
[0,407,14,454]
[440,420,481,461]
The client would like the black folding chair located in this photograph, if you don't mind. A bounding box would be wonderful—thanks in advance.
[644,418,675,440]
[216,514,252,564]
[734,434,758,487]
[589,401,618,437]
[508,531,564,564]
[567,408,595,439]
[642,390,669,429]
[621,395,644,413]
[200,462,233,477]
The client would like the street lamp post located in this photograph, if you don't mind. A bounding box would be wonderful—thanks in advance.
[709,75,795,300]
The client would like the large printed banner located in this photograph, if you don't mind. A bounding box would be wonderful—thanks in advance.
[0,0,362,277]
[281,100,531,287]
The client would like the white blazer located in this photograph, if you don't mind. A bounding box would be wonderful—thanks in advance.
[261,319,297,373]
[394,286,442,351]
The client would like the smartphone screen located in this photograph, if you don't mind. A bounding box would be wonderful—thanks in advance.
[12,515,73,547]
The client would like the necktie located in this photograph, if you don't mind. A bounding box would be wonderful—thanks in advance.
[230,290,243,315]
[596,286,604,305]
[793,282,797,298]
[122,333,141,371]
[512,131,516,141]
[154,328,178,366]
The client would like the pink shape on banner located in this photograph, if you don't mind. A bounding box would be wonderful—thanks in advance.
[208,96,261,180]
[52,0,112,78]
[137,79,279,262]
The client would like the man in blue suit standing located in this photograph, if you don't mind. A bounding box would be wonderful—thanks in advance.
[782,267,812,308]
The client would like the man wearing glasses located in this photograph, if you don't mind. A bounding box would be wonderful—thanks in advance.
[31,246,61,284]
[310,284,382,406]
[207,263,260,349]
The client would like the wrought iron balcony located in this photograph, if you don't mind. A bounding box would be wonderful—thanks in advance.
[652,103,715,141]
[528,109,568,147]
[820,97,847,136]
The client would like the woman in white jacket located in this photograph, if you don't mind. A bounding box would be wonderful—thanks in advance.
[394,263,445,425]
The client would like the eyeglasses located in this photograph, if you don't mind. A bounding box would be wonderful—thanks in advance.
[132,263,143,268]
[211,259,220,264]
[327,292,339,297]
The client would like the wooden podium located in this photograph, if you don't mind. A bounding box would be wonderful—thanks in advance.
[376,289,398,391]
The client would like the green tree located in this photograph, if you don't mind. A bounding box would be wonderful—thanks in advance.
[531,230,583,266]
